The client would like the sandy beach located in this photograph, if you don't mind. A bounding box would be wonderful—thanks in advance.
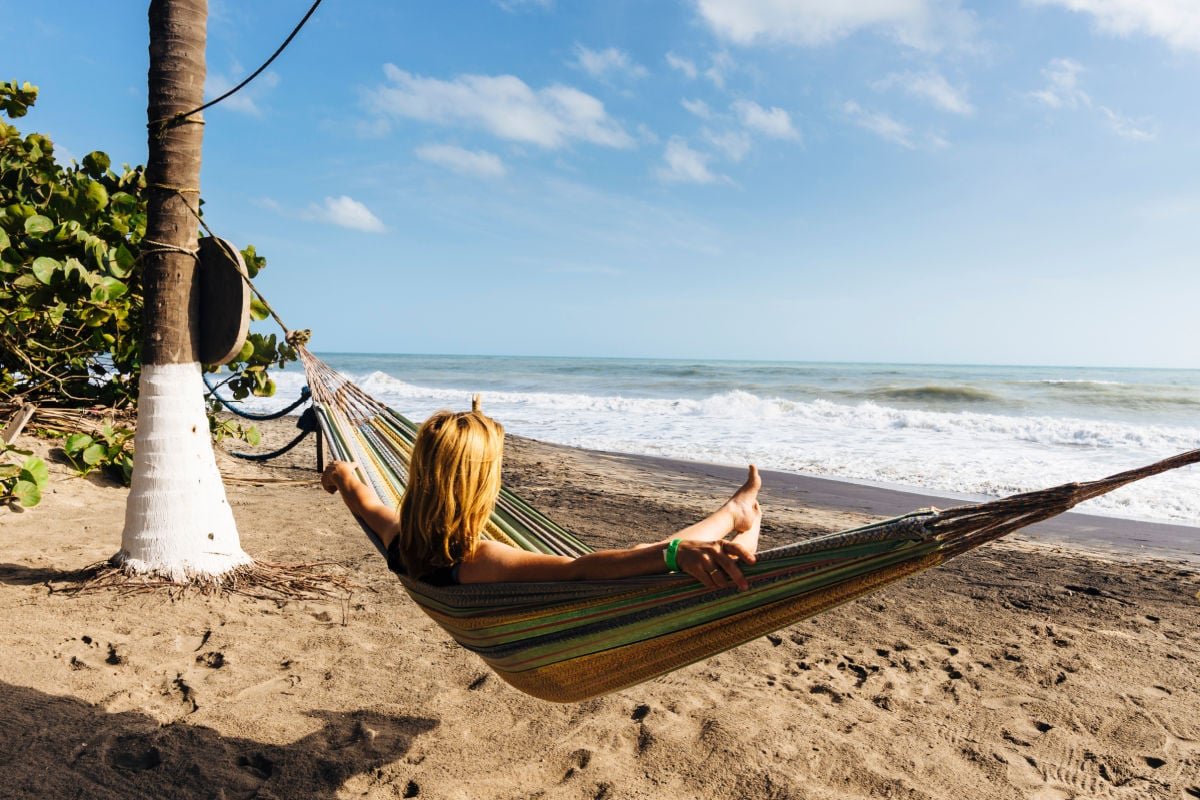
[2,417,1198,799]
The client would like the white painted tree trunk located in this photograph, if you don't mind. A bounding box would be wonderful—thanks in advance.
[116,362,251,580]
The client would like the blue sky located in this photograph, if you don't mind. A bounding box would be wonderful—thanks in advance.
[6,1,1200,367]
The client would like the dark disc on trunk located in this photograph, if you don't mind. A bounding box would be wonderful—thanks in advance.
[197,236,250,366]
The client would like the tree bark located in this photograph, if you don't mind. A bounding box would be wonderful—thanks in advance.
[118,0,250,581]
[142,0,206,363]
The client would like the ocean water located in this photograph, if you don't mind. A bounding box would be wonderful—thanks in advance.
[240,355,1200,527]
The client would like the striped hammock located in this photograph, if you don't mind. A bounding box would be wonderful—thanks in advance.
[299,347,1199,703]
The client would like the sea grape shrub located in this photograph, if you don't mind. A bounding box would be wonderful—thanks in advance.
[0,80,296,417]
[0,82,146,406]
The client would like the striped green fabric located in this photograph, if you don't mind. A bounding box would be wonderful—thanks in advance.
[299,347,1200,702]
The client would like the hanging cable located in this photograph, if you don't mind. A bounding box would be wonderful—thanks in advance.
[149,0,324,133]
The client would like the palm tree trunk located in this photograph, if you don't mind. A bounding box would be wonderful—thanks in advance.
[118,0,250,580]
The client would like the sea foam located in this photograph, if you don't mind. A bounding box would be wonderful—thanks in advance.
[245,367,1200,527]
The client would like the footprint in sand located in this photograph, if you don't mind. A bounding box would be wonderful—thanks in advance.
[105,737,163,773]
[195,651,225,669]
[561,748,593,782]
[236,752,275,780]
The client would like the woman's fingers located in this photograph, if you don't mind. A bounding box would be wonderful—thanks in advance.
[320,463,340,493]
[677,546,719,588]
[711,549,748,591]
[678,542,752,591]
[320,460,358,494]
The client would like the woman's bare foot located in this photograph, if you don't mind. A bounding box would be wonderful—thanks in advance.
[729,517,761,560]
[723,465,762,533]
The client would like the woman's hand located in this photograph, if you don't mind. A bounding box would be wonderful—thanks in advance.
[321,460,359,494]
[675,538,757,591]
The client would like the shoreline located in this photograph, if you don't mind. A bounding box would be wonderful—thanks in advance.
[606,450,1200,564]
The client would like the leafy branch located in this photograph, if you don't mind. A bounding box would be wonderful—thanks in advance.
[1,81,300,507]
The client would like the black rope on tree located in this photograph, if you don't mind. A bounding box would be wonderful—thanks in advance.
[148,0,324,135]
[204,374,311,421]
[225,406,319,462]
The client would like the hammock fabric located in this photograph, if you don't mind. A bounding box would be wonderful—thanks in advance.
[299,347,1200,703]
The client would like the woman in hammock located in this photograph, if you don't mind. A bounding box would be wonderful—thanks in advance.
[321,409,763,589]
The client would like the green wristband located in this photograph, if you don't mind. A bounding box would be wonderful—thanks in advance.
[664,538,682,572]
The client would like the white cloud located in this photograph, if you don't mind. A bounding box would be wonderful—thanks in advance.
[843,100,915,148]
[681,98,712,118]
[368,65,634,150]
[307,196,386,233]
[1028,0,1200,54]
[666,52,698,79]
[1029,58,1157,142]
[656,137,725,184]
[705,51,735,88]
[204,70,280,116]
[694,0,977,52]
[635,123,661,145]
[1030,58,1090,109]
[415,144,508,178]
[874,71,974,115]
[572,45,648,80]
[494,0,553,11]
[732,99,799,139]
[704,128,752,161]
[1098,106,1157,141]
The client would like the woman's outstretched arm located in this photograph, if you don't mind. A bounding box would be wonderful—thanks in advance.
[322,461,400,547]
[460,465,764,591]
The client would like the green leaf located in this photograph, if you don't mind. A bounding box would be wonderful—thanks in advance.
[0,227,8,252]
[109,244,135,278]
[20,456,48,486]
[11,479,40,508]
[81,443,106,465]
[81,180,109,213]
[31,256,60,284]
[236,339,255,362]
[240,244,266,278]
[251,377,277,398]
[63,433,93,454]
[109,192,137,214]
[81,151,110,177]
[48,301,67,326]
[0,464,20,479]
[24,215,53,235]
[249,297,270,322]
[99,276,127,300]
[245,426,261,446]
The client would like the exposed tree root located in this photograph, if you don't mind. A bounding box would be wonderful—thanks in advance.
[56,559,358,604]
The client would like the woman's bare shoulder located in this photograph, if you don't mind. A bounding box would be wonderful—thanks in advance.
[460,538,574,583]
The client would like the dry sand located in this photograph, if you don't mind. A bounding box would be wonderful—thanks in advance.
[1,417,1198,799]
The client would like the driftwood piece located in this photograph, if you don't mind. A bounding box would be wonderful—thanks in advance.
[1,404,37,445]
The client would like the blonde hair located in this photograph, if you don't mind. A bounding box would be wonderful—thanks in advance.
[395,409,504,580]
